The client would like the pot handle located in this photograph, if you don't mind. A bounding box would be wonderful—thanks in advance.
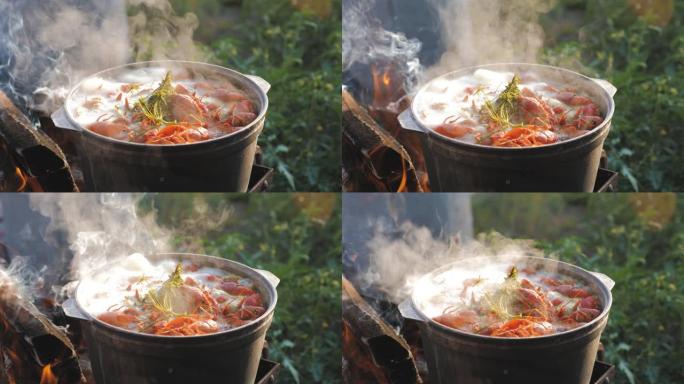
[590,271,615,291]
[62,298,90,321]
[591,78,617,98]
[51,107,81,131]
[246,75,271,94]
[397,108,425,133]
[398,299,424,322]
[256,269,280,288]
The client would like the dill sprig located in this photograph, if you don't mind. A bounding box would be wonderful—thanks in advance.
[481,74,521,130]
[135,71,175,125]
[497,75,521,112]
[507,266,518,280]
[167,263,184,288]
[146,263,186,316]
[480,267,523,322]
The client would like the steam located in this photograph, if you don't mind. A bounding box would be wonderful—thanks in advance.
[342,0,555,94]
[424,0,556,79]
[0,255,48,303]
[128,0,204,62]
[0,0,205,115]
[342,0,423,92]
[28,194,171,283]
[360,223,543,304]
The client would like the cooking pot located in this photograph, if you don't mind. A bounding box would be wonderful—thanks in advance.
[398,63,617,191]
[52,60,270,192]
[399,256,614,384]
[63,253,279,384]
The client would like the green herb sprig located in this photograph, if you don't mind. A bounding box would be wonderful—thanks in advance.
[481,74,522,130]
[135,71,175,126]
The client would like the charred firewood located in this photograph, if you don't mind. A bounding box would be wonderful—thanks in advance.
[342,276,422,384]
[342,89,423,192]
[0,271,85,383]
[0,90,78,191]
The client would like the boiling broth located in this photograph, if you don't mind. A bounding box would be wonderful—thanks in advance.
[414,69,604,147]
[79,254,266,336]
[432,264,602,337]
[68,67,258,145]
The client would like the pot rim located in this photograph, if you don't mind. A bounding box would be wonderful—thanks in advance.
[409,256,613,342]
[409,62,616,152]
[71,252,278,340]
[63,60,269,148]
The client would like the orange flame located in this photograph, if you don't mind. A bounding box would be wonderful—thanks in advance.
[382,70,391,88]
[370,64,397,109]
[40,364,58,384]
[369,62,431,192]
[14,167,27,192]
[397,158,407,192]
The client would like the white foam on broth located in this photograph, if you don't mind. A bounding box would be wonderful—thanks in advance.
[412,257,601,320]
[77,253,244,318]
[66,65,258,142]
[413,68,604,144]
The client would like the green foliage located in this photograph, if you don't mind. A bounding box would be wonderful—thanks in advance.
[139,194,342,384]
[473,194,684,384]
[542,0,684,191]
[210,0,341,191]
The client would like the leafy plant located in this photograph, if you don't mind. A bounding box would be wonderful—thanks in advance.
[209,0,341,191]
[541,0,684,191]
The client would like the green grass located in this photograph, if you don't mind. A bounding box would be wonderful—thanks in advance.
[139,193,342,384]
[541,0,684,191]
[209,0,341,191]
[473,194,684,384]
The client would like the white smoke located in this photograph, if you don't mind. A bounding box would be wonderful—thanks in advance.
[361,224,544,304]
[342,0,555,93]
[424,0,556,79]
[28,193,171,282]
[342,0,423,92]
[0,0,205,115]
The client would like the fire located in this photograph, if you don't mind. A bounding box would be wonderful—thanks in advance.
[397,158,407,192]
[382,70,391,88]
[14,167,27,192]
[367,63,431,192]
[13,166,44,192]
[40,363,58,384]
[370,63,401,110]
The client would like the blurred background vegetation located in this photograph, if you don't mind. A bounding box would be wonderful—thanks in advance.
[541,0,684,191]
[472,193,684,384]
[168,0,341,192]
[139,193,341,384]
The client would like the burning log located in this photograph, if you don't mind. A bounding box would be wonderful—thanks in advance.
[367,63,428,185]
[342,276,422,384]
[0,271,85,383]
[0,90,78,192]
[342,89,423,192]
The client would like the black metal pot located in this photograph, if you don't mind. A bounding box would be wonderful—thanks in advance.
[399,257,615,384]
[398,63,617,191]
[51,61,270,192]
[63,253,279,384]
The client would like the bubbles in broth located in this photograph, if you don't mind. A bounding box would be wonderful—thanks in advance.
[68,65,259,145]
[78,254,266,336]
[414,69,604,147]
[414,259,602,338]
